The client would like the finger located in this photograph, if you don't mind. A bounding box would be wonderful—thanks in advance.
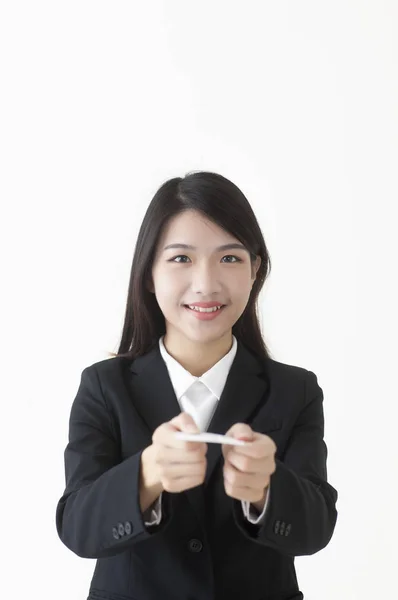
[153,415,203,449]
[162,461,206,479]
[221,442,232,461]
[155,445,208,464]
[223,465,270,496]
[231,435,276,459]
[226,450,268,474]
[223,461,258,486]
[170,412,200,433]
[225,422,254,441]
[163,474,205,493]
[222,423,254,460]
[155,429,208,452]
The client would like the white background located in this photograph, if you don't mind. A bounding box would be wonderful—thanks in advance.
[1,1,397,599]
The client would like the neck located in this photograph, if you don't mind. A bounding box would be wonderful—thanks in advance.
[163,331,233,376]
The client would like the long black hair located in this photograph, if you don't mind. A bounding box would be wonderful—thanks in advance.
[109,171,274,363]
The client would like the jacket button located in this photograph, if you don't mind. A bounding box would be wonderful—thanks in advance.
[280,521,286,535]
[118,523,125,536]
[124,521,132,535]
[285,524,291,536]
[274,520,280,534]
[188,538,203,552]
[112,527,120,540]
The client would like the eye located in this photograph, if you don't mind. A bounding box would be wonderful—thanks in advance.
[222,255,243,263]
[168,255,190,263]
[168,255,243,263]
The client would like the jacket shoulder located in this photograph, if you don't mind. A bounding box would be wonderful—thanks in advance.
[81,356,131,380]
[267,357,322,401]
[267,357,311,378]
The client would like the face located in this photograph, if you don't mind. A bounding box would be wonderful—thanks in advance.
[150,209,261,348]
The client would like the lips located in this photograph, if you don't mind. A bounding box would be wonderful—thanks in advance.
[183,304,225,308]
[183,303,226,308]
[183,304,226,320]
[183,305,226,314]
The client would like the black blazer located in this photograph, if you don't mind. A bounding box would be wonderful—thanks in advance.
[56,340,338,600]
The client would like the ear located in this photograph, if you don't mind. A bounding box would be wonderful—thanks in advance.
[251,255,261,284]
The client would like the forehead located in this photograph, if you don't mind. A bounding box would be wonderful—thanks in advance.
[160,210,230,241]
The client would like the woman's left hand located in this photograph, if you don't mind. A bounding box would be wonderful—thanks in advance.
[221,423,277,504]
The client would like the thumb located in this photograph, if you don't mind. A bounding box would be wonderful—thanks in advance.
[178,412,200,434]
[228,423,254,442]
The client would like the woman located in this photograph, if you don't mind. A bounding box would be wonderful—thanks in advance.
[56,171,338,600]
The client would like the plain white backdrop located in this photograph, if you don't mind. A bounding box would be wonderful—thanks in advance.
[1,1,397,599]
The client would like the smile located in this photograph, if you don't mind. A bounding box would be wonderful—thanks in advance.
[186,305,224,313]
[183,305,227,321]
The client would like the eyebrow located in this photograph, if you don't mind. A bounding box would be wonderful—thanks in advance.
[163,243,248,252]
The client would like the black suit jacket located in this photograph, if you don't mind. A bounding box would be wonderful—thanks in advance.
[56,340,338,600]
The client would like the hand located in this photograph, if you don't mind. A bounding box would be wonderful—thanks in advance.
[151,412,208,493]
[221,423,277,505]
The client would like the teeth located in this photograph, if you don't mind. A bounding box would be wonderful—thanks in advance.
[187,305,223,313]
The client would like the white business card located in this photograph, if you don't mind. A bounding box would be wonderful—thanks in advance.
[174,431,248,446]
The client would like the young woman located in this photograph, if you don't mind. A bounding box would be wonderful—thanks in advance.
[56,171,338,600]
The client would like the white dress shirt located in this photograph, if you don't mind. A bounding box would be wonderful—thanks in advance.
[143,334,271,526]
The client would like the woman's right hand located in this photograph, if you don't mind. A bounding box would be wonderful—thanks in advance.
[151,412,208,493]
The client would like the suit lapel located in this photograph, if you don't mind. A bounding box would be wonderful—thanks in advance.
[129,345,183,435]
[128,340,269,521]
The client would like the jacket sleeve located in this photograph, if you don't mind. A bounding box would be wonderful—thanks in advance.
[232,369,338,557]
[55,365,172,559]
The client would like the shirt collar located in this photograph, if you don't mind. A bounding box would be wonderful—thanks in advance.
[158,335,238,400]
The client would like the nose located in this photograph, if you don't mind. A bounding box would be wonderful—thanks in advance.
[190,262,223,295]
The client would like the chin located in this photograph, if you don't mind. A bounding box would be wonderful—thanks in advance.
[184,327,231,343]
